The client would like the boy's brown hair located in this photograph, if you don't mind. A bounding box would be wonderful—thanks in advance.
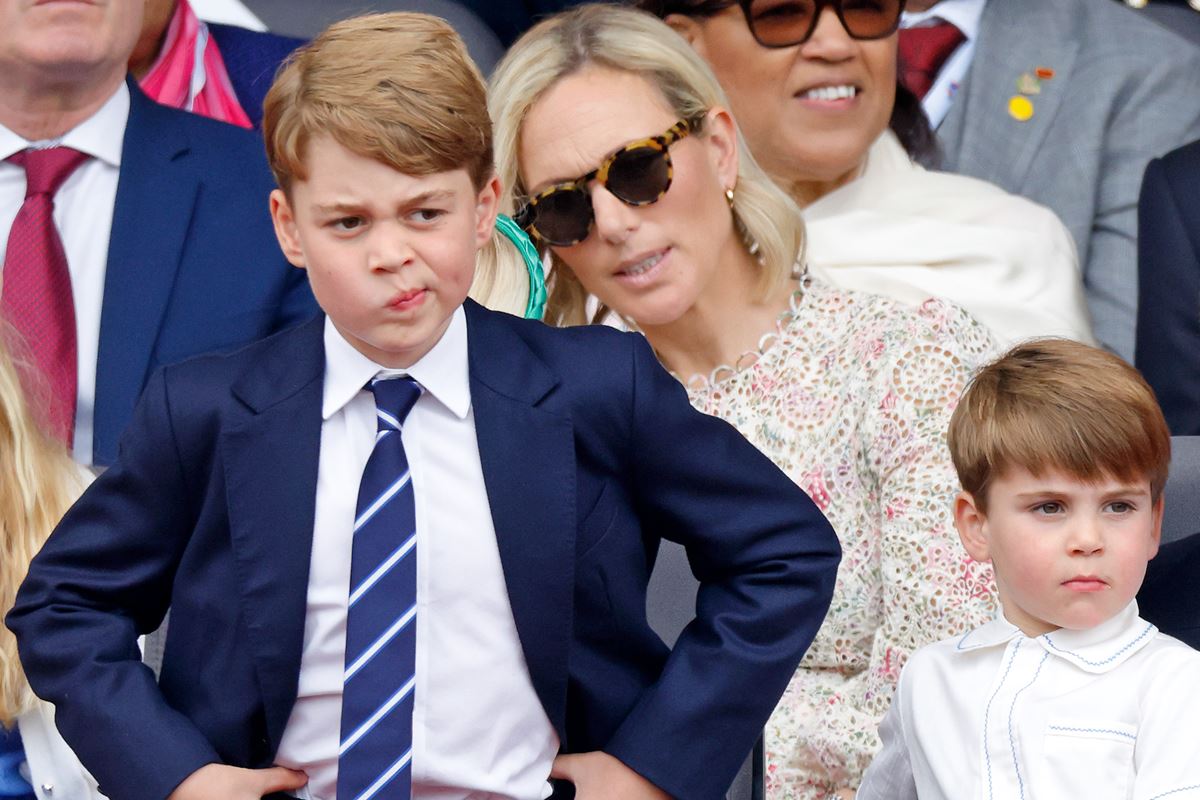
[948,338,1171,512]
[263,12,493,194]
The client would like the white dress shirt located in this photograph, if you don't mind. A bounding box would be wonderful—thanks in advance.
[274,309,559,800]
[189,0,266,30]
[900,0,987,129]
[857,602,1200,800]
[17,703,106,800]
[0,83,128,465]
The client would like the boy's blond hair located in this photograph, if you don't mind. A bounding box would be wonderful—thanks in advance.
[263,12,531,315]
[264,12,492,192]
[948,338,1170,512]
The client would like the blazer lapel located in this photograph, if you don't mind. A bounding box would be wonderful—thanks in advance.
[940,0,1078,191]
[93,81,200,464]
[221,317,326,752]
[464,301,576,742]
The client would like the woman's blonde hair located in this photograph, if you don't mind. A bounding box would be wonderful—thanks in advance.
[262,11,530,316]
[0,337,85,726]
[488,4,805,326]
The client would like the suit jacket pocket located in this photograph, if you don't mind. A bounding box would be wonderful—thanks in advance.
[576,481,621,562]
[1041,718,1136,799]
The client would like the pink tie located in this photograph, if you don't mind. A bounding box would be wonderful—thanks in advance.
[2,147,89,445]
[898,20,966,100]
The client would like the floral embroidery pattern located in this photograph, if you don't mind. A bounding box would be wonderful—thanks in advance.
[687,281,1000,799]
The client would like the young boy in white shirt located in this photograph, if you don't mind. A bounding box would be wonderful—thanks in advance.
[856,337,1200,800]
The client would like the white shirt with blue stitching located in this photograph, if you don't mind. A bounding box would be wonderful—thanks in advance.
[857,601,1200,800]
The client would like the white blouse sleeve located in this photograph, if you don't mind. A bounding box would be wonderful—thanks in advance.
[855,678,917,800]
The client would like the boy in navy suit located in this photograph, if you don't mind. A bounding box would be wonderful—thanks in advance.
[8,13,840,800]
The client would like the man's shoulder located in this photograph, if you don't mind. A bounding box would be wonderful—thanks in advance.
[1156,139,1200,181]
[979,0,1200,65]
[468,304,639,364]
[158,317,322,397]
[126,86,273,176]
[1050,0,1199,61]
[207,22,305,65]
[464,304,660,418]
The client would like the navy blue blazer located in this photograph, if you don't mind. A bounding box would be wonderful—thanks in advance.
[10,302,840,800]
[1138,532,1200,650]
[1135,138,1200,436]
[207,24,305,129]
[93,81,317,466]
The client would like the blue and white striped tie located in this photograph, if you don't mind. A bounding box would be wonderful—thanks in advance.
[337,376,422,800]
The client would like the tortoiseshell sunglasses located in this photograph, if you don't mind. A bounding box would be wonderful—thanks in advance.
[515,115,705,247]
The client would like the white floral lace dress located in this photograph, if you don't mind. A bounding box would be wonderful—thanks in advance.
[685,279,999,799]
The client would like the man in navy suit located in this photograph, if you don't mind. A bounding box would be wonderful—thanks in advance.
[0,0,317,467]
[1136,139,1200,436]
[1139,533,1200,650]
[9,13,840,800]
[901,0,1200,362]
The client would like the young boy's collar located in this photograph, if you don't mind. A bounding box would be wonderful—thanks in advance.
[322,307,471,421]
[955,602,1156,673]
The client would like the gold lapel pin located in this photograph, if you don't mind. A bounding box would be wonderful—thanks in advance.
[1008,95,1035,122]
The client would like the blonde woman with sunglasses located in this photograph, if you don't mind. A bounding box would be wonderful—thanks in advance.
[489,6,1000,798]
[0,335,98,799]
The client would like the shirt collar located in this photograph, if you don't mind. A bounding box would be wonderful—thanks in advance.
[901,0,988,40]
[953,612,1023,652]
[1037,602,1156,673]
[0,82,128,166]
[954,601,1157,674]
[322,306,471,421]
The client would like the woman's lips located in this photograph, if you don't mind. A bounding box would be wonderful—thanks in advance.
[795,84,861,110]
[615,248,669,288]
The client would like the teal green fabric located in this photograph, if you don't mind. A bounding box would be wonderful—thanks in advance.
[495,214,547,320]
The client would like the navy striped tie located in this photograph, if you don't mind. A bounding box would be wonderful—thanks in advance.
[337,376,422,800]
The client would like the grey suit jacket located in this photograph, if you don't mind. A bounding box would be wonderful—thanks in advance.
[937,0,1200,361]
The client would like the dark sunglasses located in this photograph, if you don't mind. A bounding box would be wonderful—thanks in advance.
[735,0,906,48]
[515,116,705,247]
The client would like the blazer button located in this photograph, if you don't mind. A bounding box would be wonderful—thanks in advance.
[40,784,54,795]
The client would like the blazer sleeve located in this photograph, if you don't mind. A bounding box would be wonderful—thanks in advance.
[6,369,221,800]
[1134,152,1200,436]
[1087,45,1200,360]
[601,335,841,800]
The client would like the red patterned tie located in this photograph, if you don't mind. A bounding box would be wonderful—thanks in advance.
[898,20,966,100]
[1,147,89,445]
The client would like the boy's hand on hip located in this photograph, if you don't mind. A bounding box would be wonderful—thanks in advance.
[551,752,671,799]
[167,763,308,799]
[834,789,857,799]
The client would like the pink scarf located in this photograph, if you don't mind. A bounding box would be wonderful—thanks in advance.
[139,0,252,129]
